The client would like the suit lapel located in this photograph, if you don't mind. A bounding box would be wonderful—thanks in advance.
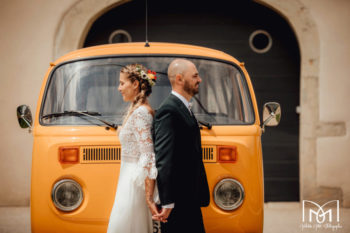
[169,94,196,126]
[168,94,202,155]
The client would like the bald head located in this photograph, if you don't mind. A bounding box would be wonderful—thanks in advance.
[166,58,201,100]
[167,59,194,84]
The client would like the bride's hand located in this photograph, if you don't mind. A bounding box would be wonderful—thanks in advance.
[144,178,159,216]
[148,202,159,216]
[152,207,171,223]
[146,200,160,216]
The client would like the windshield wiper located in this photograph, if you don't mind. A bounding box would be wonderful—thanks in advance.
[191,96,213,130]
[42,111,101,118]
[198,120,212,130]
[42,111,118,129]
[193,96,216,120]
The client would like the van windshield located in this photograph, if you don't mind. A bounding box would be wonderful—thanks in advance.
[41,56,254,126]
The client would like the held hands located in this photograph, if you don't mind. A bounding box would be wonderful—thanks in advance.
[145,198,172,223]
[144,178,172,223]
[146,198,159,216]
[152,207,172,223]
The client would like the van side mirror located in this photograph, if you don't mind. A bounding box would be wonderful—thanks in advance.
[261,102,281,133]
[17,105,33,132]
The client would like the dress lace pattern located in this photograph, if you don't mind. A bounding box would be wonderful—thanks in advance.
[119,105,158,187]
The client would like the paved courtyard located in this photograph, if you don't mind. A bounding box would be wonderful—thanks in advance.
[0,202,349,233]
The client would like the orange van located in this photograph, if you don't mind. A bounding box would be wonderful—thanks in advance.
[17,42,281,233]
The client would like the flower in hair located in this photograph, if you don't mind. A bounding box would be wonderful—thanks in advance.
[140,70,148,79]
[136,66,157,86]
[147,70,157,85]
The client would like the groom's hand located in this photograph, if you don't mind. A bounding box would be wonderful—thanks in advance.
[152,208,172,223]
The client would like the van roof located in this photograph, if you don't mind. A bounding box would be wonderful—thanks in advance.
[54,42,241,65]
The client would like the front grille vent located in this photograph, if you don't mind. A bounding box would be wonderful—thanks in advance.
[80,146,121,164]
[202,145,217,163]
[79,145,217,163]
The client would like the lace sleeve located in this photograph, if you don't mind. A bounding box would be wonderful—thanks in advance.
[131,107,158,187]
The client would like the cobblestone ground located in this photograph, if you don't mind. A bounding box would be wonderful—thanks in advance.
[1,203,349,233]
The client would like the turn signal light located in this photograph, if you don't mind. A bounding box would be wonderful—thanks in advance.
[218,146,237,163]
[59,147,79,164]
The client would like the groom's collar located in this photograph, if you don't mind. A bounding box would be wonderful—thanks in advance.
[171,90,191,112]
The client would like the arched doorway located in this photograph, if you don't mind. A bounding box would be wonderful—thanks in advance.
[83,0,301,202]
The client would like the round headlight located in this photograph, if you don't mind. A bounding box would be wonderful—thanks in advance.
[52,179,83,212]
[213,178,244,211]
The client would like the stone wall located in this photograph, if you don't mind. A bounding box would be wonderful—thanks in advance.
[0,0,349,207]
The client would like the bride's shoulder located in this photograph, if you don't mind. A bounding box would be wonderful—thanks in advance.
[134,105,154,118]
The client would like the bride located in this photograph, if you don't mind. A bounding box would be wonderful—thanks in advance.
[107,64,159,233]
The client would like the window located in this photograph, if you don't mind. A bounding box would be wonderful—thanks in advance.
[41,57,254,126]
[249,30,272,53]
[108,29,132,43]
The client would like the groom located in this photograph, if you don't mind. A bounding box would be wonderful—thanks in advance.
[153,59,210,233]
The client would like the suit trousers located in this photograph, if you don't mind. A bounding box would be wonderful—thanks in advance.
[160,206,205,233]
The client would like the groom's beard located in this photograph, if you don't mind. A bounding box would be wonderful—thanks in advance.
[184,80,199,96]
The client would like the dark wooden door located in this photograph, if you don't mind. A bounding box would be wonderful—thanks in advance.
[84,0,300,201]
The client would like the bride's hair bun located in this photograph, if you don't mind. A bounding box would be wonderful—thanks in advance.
[121,64,153,98]
[121,63,153,125]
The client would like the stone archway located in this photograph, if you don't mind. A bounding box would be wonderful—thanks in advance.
[53,0,345,205]
[53,0,129,60]
[255,0,343,204]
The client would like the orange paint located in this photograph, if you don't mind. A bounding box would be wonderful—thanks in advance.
[31,43,263,233]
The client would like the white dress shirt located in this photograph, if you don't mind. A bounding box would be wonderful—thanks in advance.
[171,90,192,114]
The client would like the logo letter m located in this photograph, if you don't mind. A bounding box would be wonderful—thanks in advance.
[303,200,340,224]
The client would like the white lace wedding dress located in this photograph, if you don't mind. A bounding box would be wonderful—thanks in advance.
[107,105,158,233]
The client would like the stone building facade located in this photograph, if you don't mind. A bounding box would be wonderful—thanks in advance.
[0,0,349,207]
